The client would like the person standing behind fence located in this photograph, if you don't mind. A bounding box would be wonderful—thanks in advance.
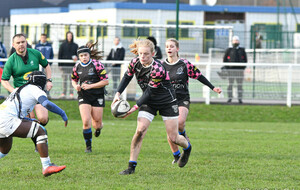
[223,35,247,104]
[255,32,263,49]
[35,34,54,61]
[0,34,7,68]
[58,31,78,99]
[147,36,162,59]
[71,42,108,153]
[163,38,222,164]
[106,37,125,92]
[35,33,54,98]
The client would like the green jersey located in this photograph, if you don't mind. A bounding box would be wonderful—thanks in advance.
[1,48,48,87]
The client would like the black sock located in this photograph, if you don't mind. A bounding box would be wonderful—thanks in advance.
[83,128,92,147]
[128,161,137,170]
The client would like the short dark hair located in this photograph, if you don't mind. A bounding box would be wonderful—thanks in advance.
[41,33,47,37]
[13,33,26,41]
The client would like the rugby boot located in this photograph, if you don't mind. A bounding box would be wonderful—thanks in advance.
[172,153,181,164]
[43,163,66,177]
[178,144,192,168]
[119,162,136,175]
[94,128,102,137]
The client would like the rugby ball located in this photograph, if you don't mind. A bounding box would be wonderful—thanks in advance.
[111,100,131,118]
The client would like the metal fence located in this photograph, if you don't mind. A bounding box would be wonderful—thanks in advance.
[0,58,300,106]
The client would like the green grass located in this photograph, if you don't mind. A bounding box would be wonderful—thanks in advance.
[0,100,300,189]
[49,100,300,123]
[0,120,299,189]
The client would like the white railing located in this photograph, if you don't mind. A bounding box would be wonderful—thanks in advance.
[1,58,300,107]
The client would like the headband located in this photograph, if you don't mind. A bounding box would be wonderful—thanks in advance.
[77,46,91,55]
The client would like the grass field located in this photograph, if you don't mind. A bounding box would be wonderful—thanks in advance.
[0,101,299,189]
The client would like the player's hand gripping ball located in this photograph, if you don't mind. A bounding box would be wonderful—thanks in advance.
[111,100,131,118]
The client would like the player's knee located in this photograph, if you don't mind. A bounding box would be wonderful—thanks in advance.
[36,134,48,144]
[39,118,49,126]
[27,122,47,138]
[169,135,177,144]
[178,120,186,130]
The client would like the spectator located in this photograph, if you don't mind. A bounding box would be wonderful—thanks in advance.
[35,33,54,61]
[0,34,7,68]
[223,36,247,104]
[35,33,54,98]
[255,32,263,49]
[58,31,78,99]
[147,36,162,59]
[106,37,125,92]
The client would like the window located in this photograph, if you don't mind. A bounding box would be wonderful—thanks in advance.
[65,25,70,35]
[166,21,194,39]
[96,20,108,38]
[76,21,86,38]
[251,23,282,48]
[21,25,29,37]
[89,26,94,38]
[122,19,151,38]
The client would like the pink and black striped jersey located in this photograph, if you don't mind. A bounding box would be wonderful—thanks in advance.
[118,58,176,106]
[71,59,108,95]
[163,58,201,97]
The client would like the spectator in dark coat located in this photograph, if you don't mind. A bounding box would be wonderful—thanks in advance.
[58,31,78,99]
[147,36,162,59]
[223,36,247,104]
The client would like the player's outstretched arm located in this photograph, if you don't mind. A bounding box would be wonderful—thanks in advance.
[38,95,68,127]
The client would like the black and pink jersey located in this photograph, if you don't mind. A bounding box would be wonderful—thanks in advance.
[71,59,108,95]
[163,58,214,100]
[117,58,176,107]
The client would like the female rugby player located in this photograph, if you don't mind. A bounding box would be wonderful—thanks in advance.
[0,71,68,177]
[112,39,191,175]
[71,42,108,153]
[163,38,222,164]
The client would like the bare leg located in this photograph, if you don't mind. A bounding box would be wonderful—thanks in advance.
[119,117,151,175]
[129,117,151,161]
[0,137,13,155]
[168,107,189,152]
[91,107,103,130]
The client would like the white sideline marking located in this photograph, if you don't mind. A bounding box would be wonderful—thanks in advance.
[197,128,300,135]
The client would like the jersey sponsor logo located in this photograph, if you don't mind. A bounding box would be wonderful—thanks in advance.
[40,52,45,60]
[172,105,178,113]
[100,70,106,75]
[97,98,103,105]
[30,60,34,66]
[23,71,33,80]
[88,68,94,75]
[172,83,185,89]
[176,66,184,75]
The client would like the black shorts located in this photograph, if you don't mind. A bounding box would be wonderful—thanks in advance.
[177,94,190,109]
[139,101,179,117]
[78,92,105,107]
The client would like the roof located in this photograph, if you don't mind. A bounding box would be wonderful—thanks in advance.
[10,2,300,15]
